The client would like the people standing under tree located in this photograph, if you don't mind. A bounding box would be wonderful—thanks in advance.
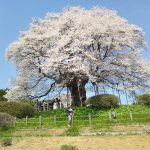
[66,105,73,126]
[53,97,64,109]
[42,100,46,111]
[53,99,58,110]
[58,98,63,109]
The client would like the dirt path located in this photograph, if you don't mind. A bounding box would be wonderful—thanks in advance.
[0,135,150,150]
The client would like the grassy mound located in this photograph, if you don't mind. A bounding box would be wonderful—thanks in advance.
[33,105,150,117]
[14,105,150,129]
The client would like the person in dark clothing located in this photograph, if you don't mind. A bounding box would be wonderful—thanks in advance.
[66,105,73,126]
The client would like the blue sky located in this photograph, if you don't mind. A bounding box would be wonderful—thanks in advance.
[0,0,150,90]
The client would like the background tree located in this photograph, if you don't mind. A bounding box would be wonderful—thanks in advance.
[136,94,150,105]
[6,7,150,106]
[0,89,8,101]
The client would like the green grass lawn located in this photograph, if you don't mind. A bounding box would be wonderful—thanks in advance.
[0,128,15,139]
[1,105,150,144]
[14,105,150,129]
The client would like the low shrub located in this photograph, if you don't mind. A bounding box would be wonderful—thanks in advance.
[60,144,78,150]
[136,94,150,106]
[0,113,15,128]
[0,101,35,118]
[65,126,80,136]
[1,138,12,147]
[87,94,119,109]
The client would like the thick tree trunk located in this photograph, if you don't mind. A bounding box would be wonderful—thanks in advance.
[68,83,81,106]
[78,79,88,106]
[67,77,88,106]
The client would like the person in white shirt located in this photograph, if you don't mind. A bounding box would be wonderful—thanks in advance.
[53,100,58,110]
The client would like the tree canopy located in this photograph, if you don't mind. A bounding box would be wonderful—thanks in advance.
[5,7,150,105]
[0,89,8,101]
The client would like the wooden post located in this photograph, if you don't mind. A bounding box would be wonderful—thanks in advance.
[25,116,28,127]
[39,116,42,128]
[129,111,133,121]
[109,112,112,121]
[88,113,92,126]
[54,115,56,125]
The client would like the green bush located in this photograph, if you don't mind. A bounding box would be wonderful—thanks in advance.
[60,145,78,150]
[87,94,119,109]
[65,126,80,136]
[1,138,12,147]
[0,89,8,101]
[137,94,150,106]
[0,113,14,128]
[0,101,35,118]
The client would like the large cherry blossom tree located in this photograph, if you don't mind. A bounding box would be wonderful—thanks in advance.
[5,7,150,106]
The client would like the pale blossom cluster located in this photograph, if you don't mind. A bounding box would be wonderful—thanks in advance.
[5,7,150,100]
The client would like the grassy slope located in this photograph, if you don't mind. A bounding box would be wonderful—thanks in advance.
[33,105,150,117]
[1,105,150,145]
[1,105,150,139]
[14,105,150,129]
